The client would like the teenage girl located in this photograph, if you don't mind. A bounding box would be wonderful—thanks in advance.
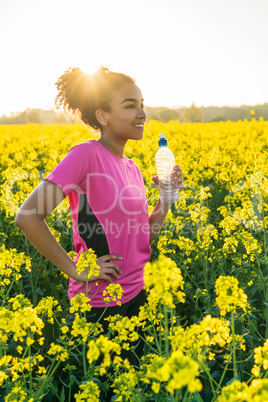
[15,66,184,399]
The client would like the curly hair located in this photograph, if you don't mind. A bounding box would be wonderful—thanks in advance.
[55,66,136,130]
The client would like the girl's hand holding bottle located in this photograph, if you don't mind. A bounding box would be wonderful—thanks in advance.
[153,165,184,196]
[154,134,184,202]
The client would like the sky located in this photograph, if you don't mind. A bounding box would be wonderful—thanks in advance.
[0,0,268,116]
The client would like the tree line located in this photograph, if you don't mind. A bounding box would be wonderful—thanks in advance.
[145,103,268,123]
[0,109,73,124]
[1,103,268,124]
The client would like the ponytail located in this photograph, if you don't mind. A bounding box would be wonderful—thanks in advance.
[55,66,135,129]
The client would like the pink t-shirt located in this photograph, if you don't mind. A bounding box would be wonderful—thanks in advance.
[44,140,151,307]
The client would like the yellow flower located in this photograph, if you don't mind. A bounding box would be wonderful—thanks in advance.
[87,335,121,371]
[38,337,45,346]
[0,370,8,387]
[8,295,32,311]
[253,339,268,371]
[113,355,123,367]
[76,248,99,278]
[70,293,92,314]
[61,325,69,334]
[0,305,44,343]
[144,255,185,308]
[4,384,29,402]
[252,364,261,377]
[217,379,268,401]
[145,350,202,395]
[71,314,97,342]
[16,345,23,354]
[216,380,250,401]
[47,343,69,361]
[112,368,139,401]
[103,283,123,305]
[107,314,140,346]
[151,382,160,393]
[37,366,47,375]
[249,379,268,399]
[169,315,231,360]
[215,276,250,316]
[26,337,34,346]
[36,296,62,324]
[0,245,31,288]
[74,380,100,402]
[209,352,215,361]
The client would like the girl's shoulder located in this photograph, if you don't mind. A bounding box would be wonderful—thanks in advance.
[68,140,98,157]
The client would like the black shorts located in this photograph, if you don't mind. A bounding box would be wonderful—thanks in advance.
[86,288,147,333]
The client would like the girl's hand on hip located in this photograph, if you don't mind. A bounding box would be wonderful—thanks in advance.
[76,254,123,283]
[95,254,123,283]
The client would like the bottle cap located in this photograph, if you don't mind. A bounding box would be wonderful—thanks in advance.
[158,134,167,147]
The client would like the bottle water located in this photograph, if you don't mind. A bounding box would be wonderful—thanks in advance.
[155,134,180,203]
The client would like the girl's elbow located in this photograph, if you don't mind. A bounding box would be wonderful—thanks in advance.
[15,208,44,228]
[15,212,26,228]
[15,210,35,228]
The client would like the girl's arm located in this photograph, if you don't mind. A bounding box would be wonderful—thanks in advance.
[149,166,184,244]
[15,181,122,283]
[15,181,87,282]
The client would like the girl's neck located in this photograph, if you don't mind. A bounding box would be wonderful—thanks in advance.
[98,136,126,159]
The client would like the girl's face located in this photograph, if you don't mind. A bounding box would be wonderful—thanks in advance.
[101,83,147,141]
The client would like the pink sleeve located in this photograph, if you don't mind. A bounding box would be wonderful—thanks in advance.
[43,143,91,197]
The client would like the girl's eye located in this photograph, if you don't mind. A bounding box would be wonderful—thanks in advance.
[125,103,144,109]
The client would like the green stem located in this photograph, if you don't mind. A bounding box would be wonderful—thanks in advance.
[174,255,199,289]
[256,254,268,339]
[91,305,109,331]
[136,332,159,354]
[149,315,162,355]
[204,251,208,290]
[261,188,268,339]
[158,312,163,354]
[170,307,174,336]
[163,305,169,358]
[85,273,89,299]
[231,311,237,379]
[182,389,189,402]
[69,377,72,402]
[202,361,217,399]
[28,337,33,395]
[213,354,233,400]
[261,191,267,260]
[256,257,265,294]
[174,390,180,402]
[0,341,4,359]
[0,276,17,305]
[34,359,62,400]
[82,342,87,377]
[265,302,268,341]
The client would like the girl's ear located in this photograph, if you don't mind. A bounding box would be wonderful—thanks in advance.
[95,110,108,126]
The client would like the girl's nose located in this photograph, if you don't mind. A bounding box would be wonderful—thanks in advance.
[137,107,147,120]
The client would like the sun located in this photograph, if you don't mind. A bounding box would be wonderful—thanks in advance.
[79,63,104,76]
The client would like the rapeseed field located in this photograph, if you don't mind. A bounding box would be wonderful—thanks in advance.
[1,119,268,401]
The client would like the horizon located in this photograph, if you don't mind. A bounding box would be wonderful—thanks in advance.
[2,101,268,118]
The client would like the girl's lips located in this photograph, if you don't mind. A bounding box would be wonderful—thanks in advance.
[133,124,144,128]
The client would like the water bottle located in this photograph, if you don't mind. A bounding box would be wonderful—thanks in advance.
[155,134,180,203]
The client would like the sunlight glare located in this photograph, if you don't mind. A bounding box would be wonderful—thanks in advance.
[79,62,103,76]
